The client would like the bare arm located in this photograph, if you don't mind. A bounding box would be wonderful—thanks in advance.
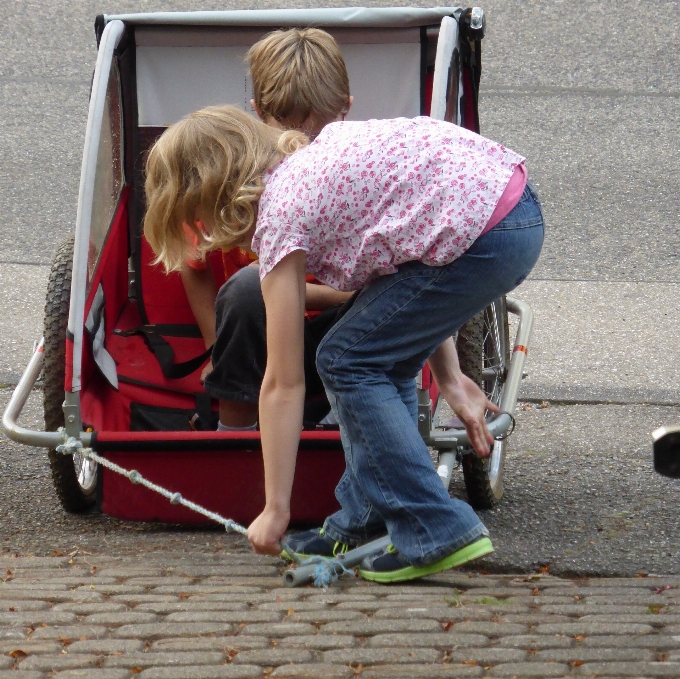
[304,283,353,310]
[248,250,308,555]
[180,263,218,348]
[427,337,499,458]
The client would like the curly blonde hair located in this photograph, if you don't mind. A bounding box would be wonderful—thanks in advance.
[246,28,350,127]
[144,105,307,272]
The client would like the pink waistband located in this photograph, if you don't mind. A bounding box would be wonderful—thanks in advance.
[480,162,528,236]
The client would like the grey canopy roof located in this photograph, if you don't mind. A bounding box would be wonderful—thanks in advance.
[103,7,462,28]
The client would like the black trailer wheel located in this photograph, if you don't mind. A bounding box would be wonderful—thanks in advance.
[457,297,510,509]
[43,237,98,512]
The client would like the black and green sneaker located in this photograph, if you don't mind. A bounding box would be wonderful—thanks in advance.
[281,527,350,561]
[358,536,494,583]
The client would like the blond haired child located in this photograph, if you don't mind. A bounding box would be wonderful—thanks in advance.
[144,105,544,582]
[179,28,353,430]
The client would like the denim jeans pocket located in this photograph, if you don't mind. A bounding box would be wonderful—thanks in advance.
[493,180,544,231]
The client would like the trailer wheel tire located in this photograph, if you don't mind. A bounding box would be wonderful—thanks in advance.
[457,297,510,509]
[44,236,98,513]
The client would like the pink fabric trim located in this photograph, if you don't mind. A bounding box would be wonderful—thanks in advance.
[480,162,528,236]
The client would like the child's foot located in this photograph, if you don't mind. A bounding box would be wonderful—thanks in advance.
[281,527,350,561]
[358,536,493,583]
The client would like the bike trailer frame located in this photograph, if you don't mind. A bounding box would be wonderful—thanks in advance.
[2,7,533,526]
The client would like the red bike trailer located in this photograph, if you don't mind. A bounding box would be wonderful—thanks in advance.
[2,7,534,529]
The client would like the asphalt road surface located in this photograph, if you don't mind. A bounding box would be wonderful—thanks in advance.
[0,0,678,575]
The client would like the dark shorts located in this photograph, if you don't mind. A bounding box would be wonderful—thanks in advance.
[203,266,350,421]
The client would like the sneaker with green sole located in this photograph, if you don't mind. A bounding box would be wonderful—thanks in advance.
[281,527,350,561]
[358,536,494,583]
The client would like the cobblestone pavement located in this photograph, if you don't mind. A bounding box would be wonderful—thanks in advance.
[1,553,680,679]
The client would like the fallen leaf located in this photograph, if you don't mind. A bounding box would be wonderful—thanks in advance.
[526,649,537,655]
[568,660,584,667]
[574,595,580,601]
[574,635,586,642]
[637,573,647,578]
[8,607,15,612]
[655,585,674,594]
[442,622,453,631]
[130,668,143,674]
[9,650,28,659]
[286,608,294,616]
[537,564,550,574]
[58,638,73,647]
[461,660,478,666]
[6,570,11,575]
[531,587,539,596]
[648,604,664,614]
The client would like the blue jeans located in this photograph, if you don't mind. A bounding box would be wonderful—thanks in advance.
[316,182,545,566]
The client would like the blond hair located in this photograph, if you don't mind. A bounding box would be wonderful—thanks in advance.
[143,105,307,272]
[246,28,350,126]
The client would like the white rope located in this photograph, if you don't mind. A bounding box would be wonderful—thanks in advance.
[56,430,248,536]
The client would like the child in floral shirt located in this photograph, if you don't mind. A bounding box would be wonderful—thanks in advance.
[144,104,544,583]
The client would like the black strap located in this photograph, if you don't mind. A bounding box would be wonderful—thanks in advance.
[114,324,211,379]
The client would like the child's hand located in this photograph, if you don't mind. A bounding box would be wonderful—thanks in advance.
[441,374,499,458]
[200,360,213,384]
[248,507,291,555]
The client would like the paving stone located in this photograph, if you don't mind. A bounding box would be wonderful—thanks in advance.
[448,648,527,663]
[109,595,181,605]
[124,578,201,586]
[584,596,674,605]
[271,663,353,678]
[0,672,43,679]
[52,603,128,614]
[17,653,101,671]
[0,601,49,611]
[580,614,680,625]
[53,672,132,679]
[367,632,489,648]
[112,623,235,638]
[581,635,680,649]
[541,605,654,615]
[0,590,102,602]
[67,639,144,653]
[287,610,366,623]
[575,662,680,676]
[139,666,263,679]
[75,585,147,595]
[322,619,443,635]
[165,611,281,623]
[232,648,314,665]
[0,628,26,640]
[487,661,569,676]
[0,658,10,670]
[31,625,109,640]
[498,634,574,649]
[238,623,315,637]
[258,601,329,611]
[151,637,269,651]
[136,602,249,613]
[84,611,160,625]
[187,593,299,604]
[358,664,483,678]
[536,647,654,662]
[0,611,77,625]
[664,625,680,634]
[0,559,68,569]
[151,582,279,594]
[104,651,225,667]
[451,621,529,636]
[372,606,492,620]
[496,614,574,624]
[323,647,441,664]
[0,640,61,653]
[94,569,165,578]
[535,622,656,635]
[278,634,357,650]
[303,594,378,604]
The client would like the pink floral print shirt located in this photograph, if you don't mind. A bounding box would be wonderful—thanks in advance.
[252,117,525,291]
